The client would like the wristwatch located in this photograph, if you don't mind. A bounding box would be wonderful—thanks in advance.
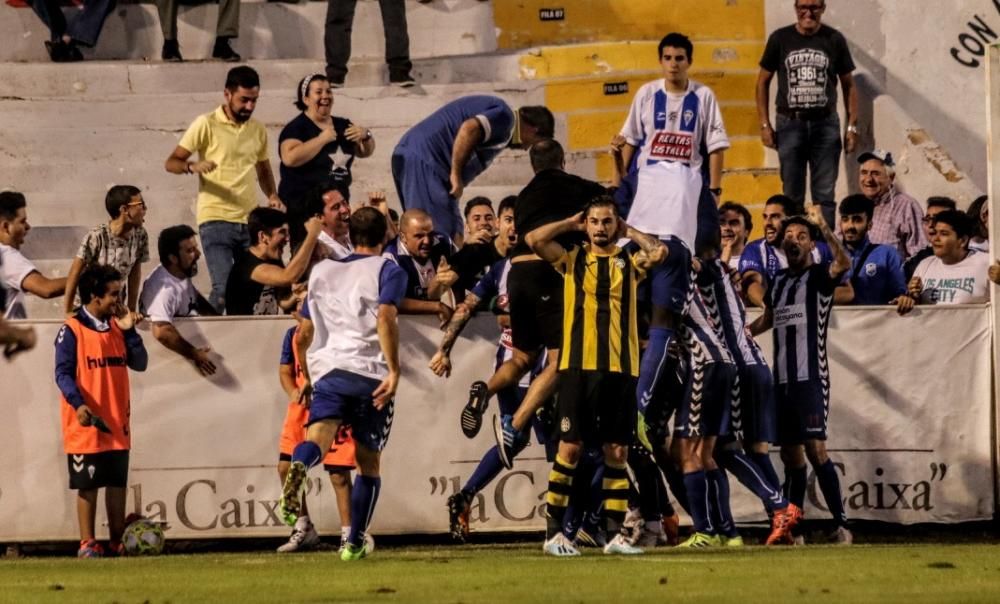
[709,187,723,196]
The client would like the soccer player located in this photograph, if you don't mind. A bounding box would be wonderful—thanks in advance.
[528,197,667,556]
[750,204,854,544]
[276,311,367,553]
[279,207,406,561]
[54,264,148,557]
[614,32,730,429]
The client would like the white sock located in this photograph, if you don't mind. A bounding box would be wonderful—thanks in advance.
[341,526,350,540]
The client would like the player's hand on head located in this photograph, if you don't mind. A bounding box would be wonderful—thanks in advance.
[429,350,452,377]
[371,372,399,410]
[614,217,629,240]
[76,404,94,427]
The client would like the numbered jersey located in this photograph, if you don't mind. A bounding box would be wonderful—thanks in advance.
[620,79,729,174]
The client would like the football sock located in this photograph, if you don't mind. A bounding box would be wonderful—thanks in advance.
[636,327,674,414]
[348,475,381,548]
[290,441,322,469]
[816,459,848,526]
[463,447,506,495]
[632,452,662,521]
[683,470,711,534]
[751,451,783,492]
[707,469,738,538]
[784,464,808,510]
[545,455,577,539]
[563,451,601,538]
[719,449,787,512]
[602,462,630,535]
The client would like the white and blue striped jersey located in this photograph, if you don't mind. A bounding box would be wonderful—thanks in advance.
[682,280,734,366]
[767,264,840,384]
[471,258,531,388]
[707,259,768,368]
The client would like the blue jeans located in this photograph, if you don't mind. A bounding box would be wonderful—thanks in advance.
[29,0,116,46]
[775,112,842,227]
[199,221,249,314]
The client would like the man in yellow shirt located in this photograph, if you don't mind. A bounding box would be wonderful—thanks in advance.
[165,66,282,312]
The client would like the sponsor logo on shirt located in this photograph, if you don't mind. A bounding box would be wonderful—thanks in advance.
[649,131,694,162]
[774,303,808,328]
[86,355,127,370]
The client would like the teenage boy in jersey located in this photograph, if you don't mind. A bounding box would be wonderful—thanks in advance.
[528,198,667,557]
[750,204,853,545]
[279,208,406,561]
[613,32,730,425]
[54,264,147,558]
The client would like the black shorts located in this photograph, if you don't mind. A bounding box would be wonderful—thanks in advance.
[508,260,563,352]
[556,369,637,445]
[67,450,129,490]
[277,453,351,475]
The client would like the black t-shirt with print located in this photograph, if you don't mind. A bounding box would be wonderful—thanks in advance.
[760,24,855,113]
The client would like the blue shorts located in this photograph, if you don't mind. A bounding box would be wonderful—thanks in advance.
[774,379,829,445]
[738,364,777,444]
[673,362,735,439]
[308,369,395,452]
[391,149,464,239]
[649,237,693,315]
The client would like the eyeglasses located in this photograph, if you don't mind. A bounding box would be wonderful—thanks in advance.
[795,4,824,13]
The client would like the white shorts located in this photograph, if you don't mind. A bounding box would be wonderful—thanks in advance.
[626,161,703,251]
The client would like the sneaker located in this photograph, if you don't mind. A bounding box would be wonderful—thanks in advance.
[676,532,719,548]
[574,527,607,548]
[277,520,320,553]
[107,541,124,557]
[447,492,472,543]
[720,534,744,548]
[278,461,308,527]
[661,513,680,546]
[604,533,644,555]
[765,502,802,545]
[543,533,580,557]
[340,537,372,561]
[212,37,241,62]
[77,539,104,558]
[161,39,183,62]
[636,522,669,547]
[390,74,416,88]
[492,414,527,469]
[832,526,853,545]
[460,381,489,438]
[44,40,82,63]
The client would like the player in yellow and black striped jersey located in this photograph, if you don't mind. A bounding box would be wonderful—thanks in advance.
[525,195,668,556]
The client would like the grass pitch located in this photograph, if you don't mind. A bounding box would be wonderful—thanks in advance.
[2,543,1000,603]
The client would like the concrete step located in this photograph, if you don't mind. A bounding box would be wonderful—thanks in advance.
[1,0,496,63]
[518,40,766,80]
[494,0,764,49]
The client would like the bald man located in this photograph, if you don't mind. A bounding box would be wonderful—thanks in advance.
[382,210,458,322]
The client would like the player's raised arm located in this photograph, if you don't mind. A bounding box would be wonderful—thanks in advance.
[525,212,584,265]
[807,203,851,279]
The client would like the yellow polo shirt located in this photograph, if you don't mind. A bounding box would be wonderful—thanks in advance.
[178,106,270,225]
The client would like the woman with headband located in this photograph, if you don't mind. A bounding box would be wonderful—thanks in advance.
[278,73,375,248]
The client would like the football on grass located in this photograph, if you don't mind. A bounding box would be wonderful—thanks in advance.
[122,515,166,556]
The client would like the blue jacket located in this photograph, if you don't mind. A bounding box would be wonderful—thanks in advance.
[844,236,906,305]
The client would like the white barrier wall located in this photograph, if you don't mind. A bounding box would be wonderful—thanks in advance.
[0,307,993,541]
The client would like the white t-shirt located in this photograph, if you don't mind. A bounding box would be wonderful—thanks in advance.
[913,250,990,304]
[139,264,202,323]
[620,78,730,173]
[319,230,354,260]
[0,243,38,319]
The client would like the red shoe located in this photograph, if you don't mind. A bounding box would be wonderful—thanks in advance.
[77,539,104,558]
[765,503,803,546]
[107,540,125,557]
[661,512,680,546]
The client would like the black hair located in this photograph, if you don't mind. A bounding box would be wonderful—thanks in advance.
[926,196,957,211]
[718,201,752,235]
[658,32,694,63]
[967,195,989,239]
[518,106,555,139]
[304,178,351,218]
[529,138,564,173]
[838,194,875,221]
[225,66,260,91]
[777,215,820,243]
[497,195,517,217]
[79,264,123,304]
[0,191,26,222]
[463,196,494,219]
[932,209,974,241]
[295,73,328,111]
[105,185,142,219]
[157,224,197,266]
[583,194,619,219]
[764,194,798,217]
[248,207,287,246]
[350,207,388,248]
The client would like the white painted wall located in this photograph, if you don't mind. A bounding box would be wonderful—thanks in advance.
[765,0,994,207]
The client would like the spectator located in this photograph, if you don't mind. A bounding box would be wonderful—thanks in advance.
[0,191,66,318]
[64,186,149,318]
[29,0,114,62]
[225,208,322,316]
[857,149,927,262]
[719,201,752,273]
[325,0,414,87]
[166,66,282,313]
[139,225,218,376]
[303,180,354,260]
[450,196,519,300]
[156,0,241,62]
[279,74,375,248]
[838,194,905,305]
[903,196,957,280]
[906,210,989,307]
[739,194,832,307]
[382,209,457,321]
[757,0,858,228]
[392,96,553,242]
[967,195,989,253]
